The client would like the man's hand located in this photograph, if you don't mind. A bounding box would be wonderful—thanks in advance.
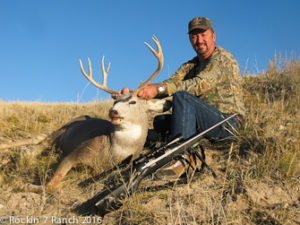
[137,84,159,100]
[112,83,166,100]
[111,87,130,99]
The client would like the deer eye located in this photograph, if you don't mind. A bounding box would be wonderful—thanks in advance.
[129,100,136,105]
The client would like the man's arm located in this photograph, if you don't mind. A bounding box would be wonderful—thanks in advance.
[136,59,196,100]
[164,62,223,97]
[163,48,241,99]
[137,83,167,100]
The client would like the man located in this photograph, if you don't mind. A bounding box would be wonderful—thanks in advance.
[115,17,245,176]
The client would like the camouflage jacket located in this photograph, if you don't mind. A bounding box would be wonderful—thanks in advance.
[163,46,246,116]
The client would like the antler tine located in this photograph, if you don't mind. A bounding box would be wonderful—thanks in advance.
[79,57,117,94]
[101,56,111,88]
[132,35,164,95]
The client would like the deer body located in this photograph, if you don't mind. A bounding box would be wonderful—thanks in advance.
[24,36,168,192]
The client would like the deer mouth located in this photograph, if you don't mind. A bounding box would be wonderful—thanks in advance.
[110,116,124,125]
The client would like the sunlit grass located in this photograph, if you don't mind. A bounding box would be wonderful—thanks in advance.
[0,57,299,224]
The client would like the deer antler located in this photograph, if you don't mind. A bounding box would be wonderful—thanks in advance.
[132,35,164,95]
[80,35,163,96]
[79,57,117,94]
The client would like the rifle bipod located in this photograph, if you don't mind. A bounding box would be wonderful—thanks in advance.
[187,143,217,178]
[168,142,217,180]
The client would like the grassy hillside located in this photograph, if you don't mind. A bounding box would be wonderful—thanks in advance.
[0,58,299,224]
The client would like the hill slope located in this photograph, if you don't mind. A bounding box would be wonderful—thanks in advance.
[0,59,299,224]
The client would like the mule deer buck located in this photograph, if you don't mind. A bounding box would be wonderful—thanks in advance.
[24,35,171,193]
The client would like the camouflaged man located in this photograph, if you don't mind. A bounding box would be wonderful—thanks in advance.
[118,17,245,177]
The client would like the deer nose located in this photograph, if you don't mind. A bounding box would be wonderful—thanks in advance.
[109,109,119,118]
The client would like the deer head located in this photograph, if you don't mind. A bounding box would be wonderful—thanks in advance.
[79,35,168,127]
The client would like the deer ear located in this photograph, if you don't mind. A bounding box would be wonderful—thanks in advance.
[146,99,172,113]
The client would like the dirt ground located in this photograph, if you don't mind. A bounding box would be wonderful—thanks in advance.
[0,140,299,225]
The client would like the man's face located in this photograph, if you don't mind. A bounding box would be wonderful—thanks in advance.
[189,29,216,59]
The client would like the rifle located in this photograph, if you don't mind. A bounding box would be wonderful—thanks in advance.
[75,113,238,216]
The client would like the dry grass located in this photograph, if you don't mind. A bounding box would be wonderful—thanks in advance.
[0,101,113,139]
[0,58,299,224]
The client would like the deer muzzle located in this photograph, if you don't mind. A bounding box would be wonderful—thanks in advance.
[109,109,124,125]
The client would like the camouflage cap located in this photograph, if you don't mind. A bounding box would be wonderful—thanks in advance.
[188,17,214,34]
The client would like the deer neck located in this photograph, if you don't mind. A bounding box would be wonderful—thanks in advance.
[110,122,147,162]
[114,122,143,141]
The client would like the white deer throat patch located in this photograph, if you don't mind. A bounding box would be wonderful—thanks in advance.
[111,123,144,161]
[114,123,143,141]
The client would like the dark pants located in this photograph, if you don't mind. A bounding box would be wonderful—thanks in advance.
[153,91,241,142]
